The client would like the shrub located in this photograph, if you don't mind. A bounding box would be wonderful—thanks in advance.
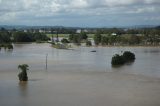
[111,51,136,66]
[111,54,125,65]
[6,44,13,49]
[0,44,13,50]
[61,38,70,43]
[18,64,29,81]
[123,51,135,62]
[86,40,92,46]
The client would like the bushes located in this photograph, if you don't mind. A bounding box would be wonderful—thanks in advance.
[111,54,125,65]
[122,51,135,62]
[18,64,29,81]
[111,51,135,66]
[61,38,70,43]
[86,40,92,46]
[13,32,49,42]
[0,44,13,50]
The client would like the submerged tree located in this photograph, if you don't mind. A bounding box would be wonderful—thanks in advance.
[18,64,29,81]
[122,51,135,62]
[111,54,125,66]
[111,51,136,66]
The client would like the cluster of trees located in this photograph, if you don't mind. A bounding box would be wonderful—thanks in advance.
[0,29,13,50]
[1,26,160,46]
[69,32,88,45]
[111,51,135,66]
[94,31,160,46]
[0,28,50,43]
[13,32,49,42]
[0,30,11,44]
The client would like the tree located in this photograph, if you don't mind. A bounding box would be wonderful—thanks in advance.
[69,33,81,45]
[0,32,11,43]
[34,33,49,41]
[80,32,88,40]
[61,38,70,43]
[94,32,102,45]
[122,51,135,62]
[108,35,117,45]
[18,64,29,81]
[111,51,136,66]
[101,36,109,45]
[13,32,49,42]
[73,34,81,44]
[69,33,74,41]
[13,32,34,42]
[111,54,125,66]
[86,40,92,46]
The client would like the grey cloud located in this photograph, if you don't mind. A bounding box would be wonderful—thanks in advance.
[0,0,159,26]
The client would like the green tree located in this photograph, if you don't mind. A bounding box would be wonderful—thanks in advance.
[80,32,88,40]
[18,64,29,81]
[86,40,92,46]
[0,32,11,43]
[94,32,102,45]
[101,36,109,45]
[69,33,74,41]
[108,35,117,45]
[61,38,70,43]
[69,33,81,45]
[73,34,81,44]
[122,51,135,62]
[13,32,34,42]
[34,33,49,41]
[111,54,125,66]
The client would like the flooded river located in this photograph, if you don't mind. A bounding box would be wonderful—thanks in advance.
[0,43,160,106]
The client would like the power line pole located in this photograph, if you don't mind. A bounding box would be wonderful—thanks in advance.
[46,54,48,70]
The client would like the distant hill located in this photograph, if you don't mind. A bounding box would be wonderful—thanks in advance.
[155,26,160,29]
[0,25,159,30]
[0,25,66,30]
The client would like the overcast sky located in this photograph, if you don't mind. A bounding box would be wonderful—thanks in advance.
[0,0,160,27]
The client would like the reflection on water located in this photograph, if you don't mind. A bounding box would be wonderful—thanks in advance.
[18,82,28,97]
[144,49,160,53]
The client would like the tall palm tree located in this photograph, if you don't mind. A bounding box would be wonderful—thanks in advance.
[18,64,29,81]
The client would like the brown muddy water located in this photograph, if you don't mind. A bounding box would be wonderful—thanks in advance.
[0,43,160,106]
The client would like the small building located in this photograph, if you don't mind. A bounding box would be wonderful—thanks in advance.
[23,30,28,33]
[39,29,45,33]
[111,33,117,36]
[76,29,82,33]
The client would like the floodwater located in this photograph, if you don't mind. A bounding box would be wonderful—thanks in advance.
[0,43,160,106]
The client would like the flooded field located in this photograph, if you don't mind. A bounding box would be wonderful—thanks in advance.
[0,43,160,106]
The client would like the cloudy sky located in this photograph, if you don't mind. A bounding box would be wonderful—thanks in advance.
[0,0,160,27]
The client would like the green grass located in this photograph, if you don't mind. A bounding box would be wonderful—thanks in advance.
[46,34,95,38]
[46,34,69,38]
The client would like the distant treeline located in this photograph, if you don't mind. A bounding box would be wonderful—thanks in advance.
[12,32,49,42]
[67,27,160,46]
[0,26,160,46]
[0,28,49,43]
[93,27,160,46]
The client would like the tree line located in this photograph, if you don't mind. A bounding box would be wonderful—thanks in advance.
[0,26,160,46]
[67,28,160,46]
[0,29,49,43]
[93,28,160,46]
